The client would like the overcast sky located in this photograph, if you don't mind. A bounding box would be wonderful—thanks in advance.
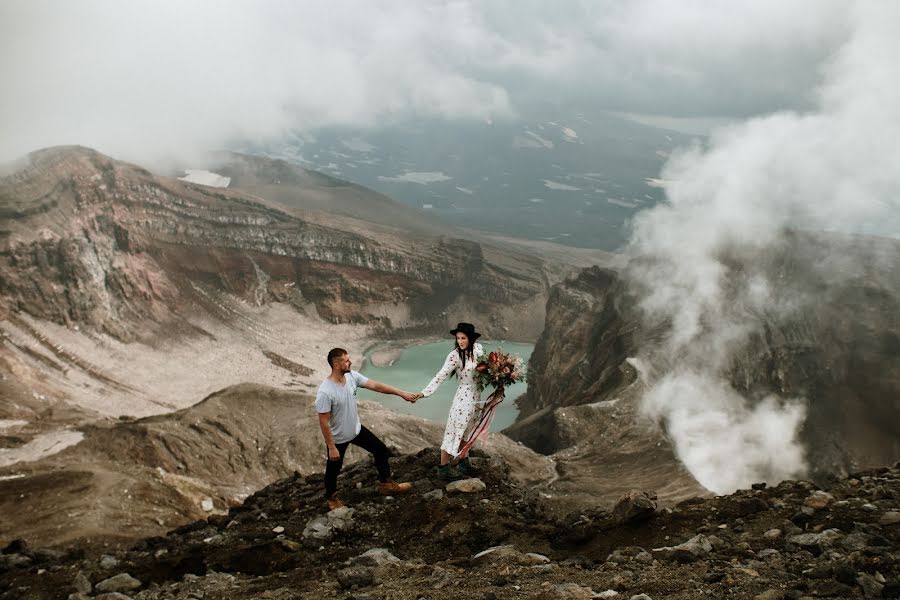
[0,0,854,165]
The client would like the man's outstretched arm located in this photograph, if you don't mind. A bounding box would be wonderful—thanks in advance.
[362,379,416,402]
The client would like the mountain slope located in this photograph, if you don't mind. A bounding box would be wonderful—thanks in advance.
[510,231,900,504]
[1,450,898,600]
[0,383,550,550]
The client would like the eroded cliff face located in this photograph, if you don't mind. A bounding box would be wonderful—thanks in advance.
[0,147,547,343]
[511,232,900,497]
[517,266,639,420]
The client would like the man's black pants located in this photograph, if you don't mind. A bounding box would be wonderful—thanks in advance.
[324,425,391,498]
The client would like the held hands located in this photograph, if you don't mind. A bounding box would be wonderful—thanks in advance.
[400,391,424,403]
[327,445,340,462]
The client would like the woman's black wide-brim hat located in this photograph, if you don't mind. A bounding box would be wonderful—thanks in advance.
[449,322,481,341]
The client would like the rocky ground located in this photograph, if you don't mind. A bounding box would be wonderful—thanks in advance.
[1,450,897,600]
[0,388,551,550]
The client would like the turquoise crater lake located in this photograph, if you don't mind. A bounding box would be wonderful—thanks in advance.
[358,340,534,432]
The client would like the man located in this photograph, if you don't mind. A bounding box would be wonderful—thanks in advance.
[316,347,415,510]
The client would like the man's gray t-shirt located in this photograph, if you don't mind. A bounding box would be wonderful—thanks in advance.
[315,371,369,444]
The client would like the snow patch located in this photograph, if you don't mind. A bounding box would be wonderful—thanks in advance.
[178,170,230,188]
[378,171,451,185]
[542,180,580,191]
[341,138,376,153]
[0,429,85,468]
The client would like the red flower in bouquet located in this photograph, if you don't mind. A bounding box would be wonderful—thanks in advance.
[474,348,526,392]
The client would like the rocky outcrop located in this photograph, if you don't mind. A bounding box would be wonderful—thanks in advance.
[0,146,548,342]
[511,231,900,495]
[0,383,550,550]
[1,451,898,600]
[516,266,640,420]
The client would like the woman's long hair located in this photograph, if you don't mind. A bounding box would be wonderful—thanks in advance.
[451,338,476,378]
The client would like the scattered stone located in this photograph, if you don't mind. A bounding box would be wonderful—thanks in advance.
[413,478,436,493]
[472,545,549,566]
[879,511,900,526]
[754,590,784,600]
[533,582,593,599]
[758,549,782,561]
[302,516,333,542]
[597,592,620,599]
[607,547,649,565]
[559,555,594,569]
[763,528,782,541]
[857,572,884,598]
[629,595,653,600]
[0,554,32,570]
[95,573,141,593]
[446,478,487,493]
[427,565,453,589]
[737,497,769,515]
[99,555,119,569]
[302,507,355,544]
[200,498,214,512]
[807,579,854,597]
[73,571,92,594]
[350,548,399,567]
[839,532,870,552]
[272,526,284,533]
[423,489,444,501]
[95,594,134,600]
[786,529,843,555]
[336,566,375,589]
[803,491,834,510]
[612,490,657,524]
[652,534,712,563]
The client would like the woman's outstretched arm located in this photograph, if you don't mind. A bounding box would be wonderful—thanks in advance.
[419,351,458,398]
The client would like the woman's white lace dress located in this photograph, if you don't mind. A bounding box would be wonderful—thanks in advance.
[420,342,484,457]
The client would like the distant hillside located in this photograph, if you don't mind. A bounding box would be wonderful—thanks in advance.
[254,107,696,250]
[206,151,453,238]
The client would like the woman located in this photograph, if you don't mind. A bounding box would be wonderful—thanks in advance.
[416,322,485,480]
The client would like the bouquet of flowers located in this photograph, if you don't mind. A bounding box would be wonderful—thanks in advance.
[474,349,526,392]
[459,349,526,455]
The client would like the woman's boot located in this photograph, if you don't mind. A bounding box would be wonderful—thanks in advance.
[457,457,480,476]
[436,463,462,481]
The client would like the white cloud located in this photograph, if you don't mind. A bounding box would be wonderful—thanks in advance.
[626,1,900,492]
[0,0,855,166]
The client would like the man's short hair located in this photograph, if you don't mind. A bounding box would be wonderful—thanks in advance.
[327,347,348,367]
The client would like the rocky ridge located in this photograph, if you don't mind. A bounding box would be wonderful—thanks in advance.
[0,146,552,342]
[0,384,550,550]
[0,452,897,599]
[507,231,900,506]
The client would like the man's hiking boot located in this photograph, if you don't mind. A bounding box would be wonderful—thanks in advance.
[378,480,413,495]
[436,463,463,482]
[456,457,480,476]
[326,495,345,511]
